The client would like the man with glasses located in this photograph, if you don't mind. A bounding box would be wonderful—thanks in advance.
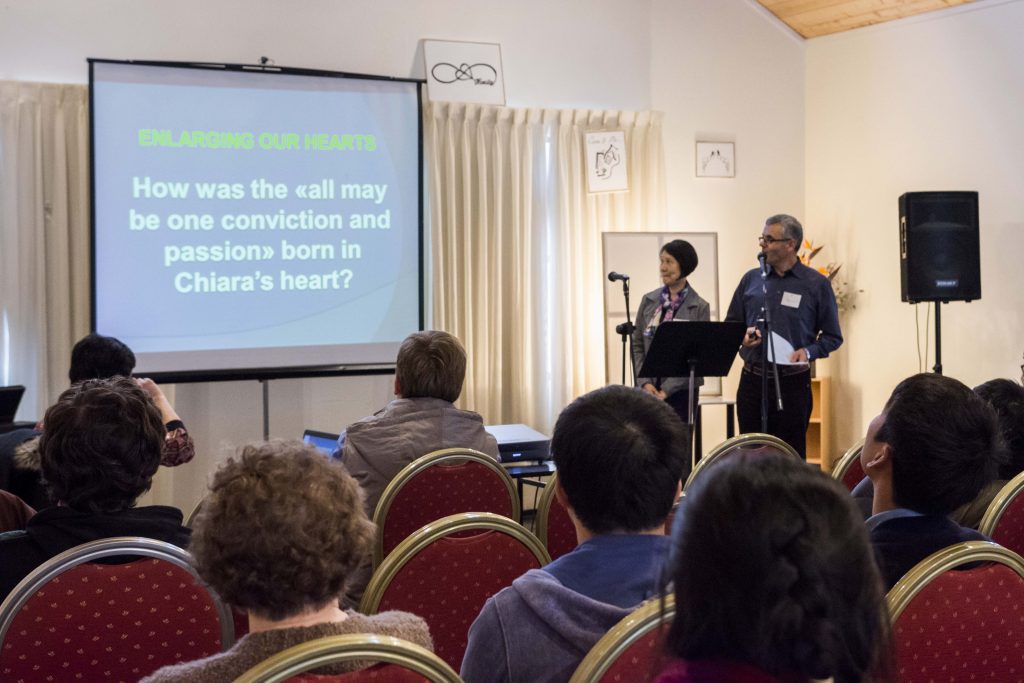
[724,214,842,459]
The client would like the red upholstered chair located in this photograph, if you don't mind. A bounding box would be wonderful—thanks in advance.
[372,448,520,567]
[979,471,1024,557]
[887,540,1024,682]
[830,439,866,492]
[568,595,674,683]
[0,536,234,683]
[534,472,578,561]
[359,512,550,671]
[684,433,799,492]
[232,634,461,683]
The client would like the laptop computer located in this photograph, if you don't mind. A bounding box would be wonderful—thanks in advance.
[0,385,26,424]
[302,428,340,456]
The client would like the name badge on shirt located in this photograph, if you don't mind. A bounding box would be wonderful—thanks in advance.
[781,292,802,308]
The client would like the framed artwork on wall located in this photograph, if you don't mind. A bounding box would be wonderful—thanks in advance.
[696,141,735,178]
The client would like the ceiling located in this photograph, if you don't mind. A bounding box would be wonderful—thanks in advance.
[754,0,977,38]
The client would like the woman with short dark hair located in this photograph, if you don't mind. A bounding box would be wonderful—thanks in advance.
[631,240,710,423]
[142,441,431,682]
[656,453,890,683]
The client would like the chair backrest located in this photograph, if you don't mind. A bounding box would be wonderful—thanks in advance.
[0,536,233,682]
[232,634,462,683]
[685,433,799,491]
[372,448,520,567]
[978,470,1024,556]
[360,512,550,671]
[831,438,866,491]
[534,472,578,561]
[887,540,1024,683]
[568,595,674,683]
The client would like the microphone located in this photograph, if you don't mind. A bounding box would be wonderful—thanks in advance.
[757,252,767,275]
[607,271,630,282]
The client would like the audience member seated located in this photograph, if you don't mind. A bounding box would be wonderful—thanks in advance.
[141,441,432,683]
[952,378,1024,528]
[0,489,35,532]
[0,377,191,599]
[655,452,891,683]
[337,330,498,517]
[0,333,195,509]
[862,373,1002,590]
[460,384,688,683]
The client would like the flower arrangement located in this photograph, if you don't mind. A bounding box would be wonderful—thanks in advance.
[799,240,858,312]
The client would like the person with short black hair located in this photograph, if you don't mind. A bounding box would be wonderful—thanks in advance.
[631,239,711,423]
[0,377,191,599]
[952,378,1024,527]
[461,385,689,683]
[141,441,431,683]
[67,333,136,383]
[863,373,1002,589]
[656,452,891,683]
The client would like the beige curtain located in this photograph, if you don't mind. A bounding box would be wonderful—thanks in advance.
[425,102,665,433]
[0,81,91,419]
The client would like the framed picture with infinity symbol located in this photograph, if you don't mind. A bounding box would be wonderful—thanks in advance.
[423,39,506,105]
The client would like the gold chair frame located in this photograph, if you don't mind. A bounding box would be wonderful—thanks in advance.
[0,536,234,650]
[567,594,675,683]
[184,496,205,528]
[684,432,798,491]
[232,633,463,683]
[978,469,1024,537]
[371,448,521,567]
[886,540,1024,621]
[534,471,568,547]
[830,438,865,484]
[359,511,550,615]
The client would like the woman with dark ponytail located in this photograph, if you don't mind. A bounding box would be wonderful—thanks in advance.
[656,452,891,683]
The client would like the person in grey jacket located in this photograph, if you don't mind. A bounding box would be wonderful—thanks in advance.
[461,385,689,683]
[631,239,711,422]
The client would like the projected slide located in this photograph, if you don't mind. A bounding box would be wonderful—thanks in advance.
[90,61,422,377]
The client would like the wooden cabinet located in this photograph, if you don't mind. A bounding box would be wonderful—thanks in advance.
[807,376,832,470]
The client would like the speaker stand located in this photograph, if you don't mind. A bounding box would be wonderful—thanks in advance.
[933,301,944,376]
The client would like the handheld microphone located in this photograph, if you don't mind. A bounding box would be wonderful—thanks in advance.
[607,271,630,282]
[757,252,767,275]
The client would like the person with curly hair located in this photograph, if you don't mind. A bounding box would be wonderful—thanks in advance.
[656,452,891,683]
[142,441,431,683]
[0,377,191,599]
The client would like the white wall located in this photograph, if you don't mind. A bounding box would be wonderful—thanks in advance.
[805,0,1024,452]
[0,0,656,511]
[651,0,807,450]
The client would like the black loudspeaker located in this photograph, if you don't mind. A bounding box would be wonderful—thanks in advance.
[899,191,981,303]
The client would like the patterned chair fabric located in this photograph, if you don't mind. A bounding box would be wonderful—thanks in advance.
[534,473,578,561]
[684,433,799,491]
[373,448,520,567]
[831,439,866,492]
[568,595,674,683]
[232,634,462,683]
[887,541,1024,683]
[0,536,233,683]
[360,512,550,671]
[979,470,1024,557]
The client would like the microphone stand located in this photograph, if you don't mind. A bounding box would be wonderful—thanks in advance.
[613,278,635,386]
[758,256,784,434]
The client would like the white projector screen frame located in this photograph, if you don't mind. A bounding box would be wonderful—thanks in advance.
[89,59,424,382]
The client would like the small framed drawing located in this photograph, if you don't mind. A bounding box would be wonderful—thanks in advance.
[423,39,506,105]
[585,130,628,193]
[696,141,735,178]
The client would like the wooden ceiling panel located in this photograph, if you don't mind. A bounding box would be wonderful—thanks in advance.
[756,0,977,38]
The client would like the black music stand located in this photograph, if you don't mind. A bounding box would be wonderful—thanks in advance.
[638,321,747,467]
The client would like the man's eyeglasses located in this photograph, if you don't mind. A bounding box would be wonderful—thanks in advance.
[758,235,793,246]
